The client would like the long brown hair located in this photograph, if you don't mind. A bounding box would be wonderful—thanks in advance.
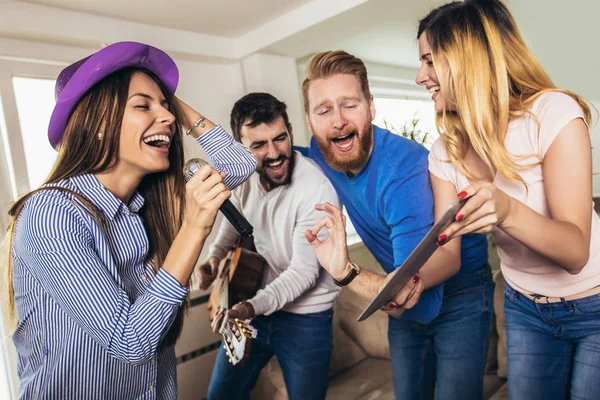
[418,0,591,186]
[2,68,188,347]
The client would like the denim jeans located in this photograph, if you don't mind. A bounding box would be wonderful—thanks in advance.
[206,309,333,400]
[504,282,600,400]
[388,263,494,400]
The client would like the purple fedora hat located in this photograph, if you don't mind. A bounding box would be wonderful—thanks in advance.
[48,41,179,149]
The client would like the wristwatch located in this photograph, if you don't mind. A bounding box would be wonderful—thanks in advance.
[333,261,361,287]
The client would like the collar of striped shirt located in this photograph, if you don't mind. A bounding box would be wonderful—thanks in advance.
[63,173,146,220]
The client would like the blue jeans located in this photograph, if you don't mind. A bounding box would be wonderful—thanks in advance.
[207,309,333,400]
[388,263,494,400]
[504,282,600,400]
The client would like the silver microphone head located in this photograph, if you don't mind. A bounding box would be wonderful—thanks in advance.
[183,158,209,182]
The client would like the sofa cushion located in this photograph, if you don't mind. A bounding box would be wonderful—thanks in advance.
[326,358,395,400]
[329,312,368,378]
[489,382,508,400]
[485,307,499,374]
[251,357,288,400]
[335,288,390,359]
[493,270,507,378]
[483,374,506,400]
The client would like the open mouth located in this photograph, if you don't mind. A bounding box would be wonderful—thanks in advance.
[143,134,171,152]
[428,86,440,100]
[331,132,356,151]
[263,157,287,173]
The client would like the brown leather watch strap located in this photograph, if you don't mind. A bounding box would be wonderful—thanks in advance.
[333,261,360,287]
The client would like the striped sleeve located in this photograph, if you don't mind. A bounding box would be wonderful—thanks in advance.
[12,192,188,365]
[147,269,189,304]
[196,125,257,189]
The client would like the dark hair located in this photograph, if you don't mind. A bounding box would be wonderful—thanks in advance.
[230,93,291,142]
[418,0,514,40]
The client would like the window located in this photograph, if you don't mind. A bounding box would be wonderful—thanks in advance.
[12,77,58,190]
[345,97,438,245]
[0,60,63,400]
[373,97,438,149]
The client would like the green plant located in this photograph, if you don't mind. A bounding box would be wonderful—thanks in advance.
[383,113,432,147]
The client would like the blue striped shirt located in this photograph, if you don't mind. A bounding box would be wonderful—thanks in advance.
[11,125,256,399]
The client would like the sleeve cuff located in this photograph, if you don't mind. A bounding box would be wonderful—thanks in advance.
[147,269,190,305]
[247,295,268,316]
[196,125,232,156]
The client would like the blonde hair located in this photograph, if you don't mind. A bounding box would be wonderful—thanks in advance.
[419,0,591,185]
[302,50,371,112]
[2,68,187,347]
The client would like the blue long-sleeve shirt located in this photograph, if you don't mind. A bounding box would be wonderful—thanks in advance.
[11,125,256,400]
[299,125,443,323]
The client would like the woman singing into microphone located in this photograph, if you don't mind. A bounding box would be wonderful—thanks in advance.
[2,42,256,399]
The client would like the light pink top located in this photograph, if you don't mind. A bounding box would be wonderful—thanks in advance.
[429,92,600,297]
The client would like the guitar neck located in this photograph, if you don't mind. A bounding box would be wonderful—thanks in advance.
[220,272,229,309]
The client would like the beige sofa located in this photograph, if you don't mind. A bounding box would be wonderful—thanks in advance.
[251,245,510,399]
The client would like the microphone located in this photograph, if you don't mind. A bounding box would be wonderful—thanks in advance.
[183,158,254,238]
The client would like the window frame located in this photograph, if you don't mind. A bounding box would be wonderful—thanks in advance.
[0,60,63,197]
[0,58,65,400]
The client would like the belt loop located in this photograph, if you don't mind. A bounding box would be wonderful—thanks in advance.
[510,288,519,302]
[531,294,549,304]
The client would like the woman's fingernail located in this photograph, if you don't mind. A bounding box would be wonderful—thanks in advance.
[388,302,397,309]
[413,276,420,284]
[456,214,464,222]
[438,234,447,243]
[457,191,468,199]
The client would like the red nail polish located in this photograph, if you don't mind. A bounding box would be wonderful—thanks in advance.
[438,234,447,243]
[413,276,420,284]
[388,302,397,309]
[457,191,468,199]
[456,214,464,222]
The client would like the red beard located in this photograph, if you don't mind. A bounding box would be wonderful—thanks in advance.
[313,121,373,173]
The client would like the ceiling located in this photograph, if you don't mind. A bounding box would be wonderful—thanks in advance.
[7,0,600,101]
[20,0,315,38]
[264,0,443,69]
[264,0,600,101]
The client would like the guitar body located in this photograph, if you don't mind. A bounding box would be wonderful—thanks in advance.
[208,237,266,321]
[207,236,265,366]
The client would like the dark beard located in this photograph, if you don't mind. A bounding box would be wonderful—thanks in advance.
[257,151,295,190]
[314,121,373,173]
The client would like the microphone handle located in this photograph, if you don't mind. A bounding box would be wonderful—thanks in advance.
[220,199,254,238]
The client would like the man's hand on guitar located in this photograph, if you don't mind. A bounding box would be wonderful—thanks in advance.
[197,256,220,290]
[211,302,255,334]
[379,270,424,317]
[211,308,226,333]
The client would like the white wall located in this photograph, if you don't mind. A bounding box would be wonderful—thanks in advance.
[242,53,310,145]
[505,0,600,194]
[590,102,600,197]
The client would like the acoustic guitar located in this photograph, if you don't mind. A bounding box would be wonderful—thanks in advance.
[208,236,266,366]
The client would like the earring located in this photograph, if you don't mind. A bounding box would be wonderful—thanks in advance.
[97,132,103,139]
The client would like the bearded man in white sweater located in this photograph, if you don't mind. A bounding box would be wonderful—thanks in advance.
[199,93,341,400]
